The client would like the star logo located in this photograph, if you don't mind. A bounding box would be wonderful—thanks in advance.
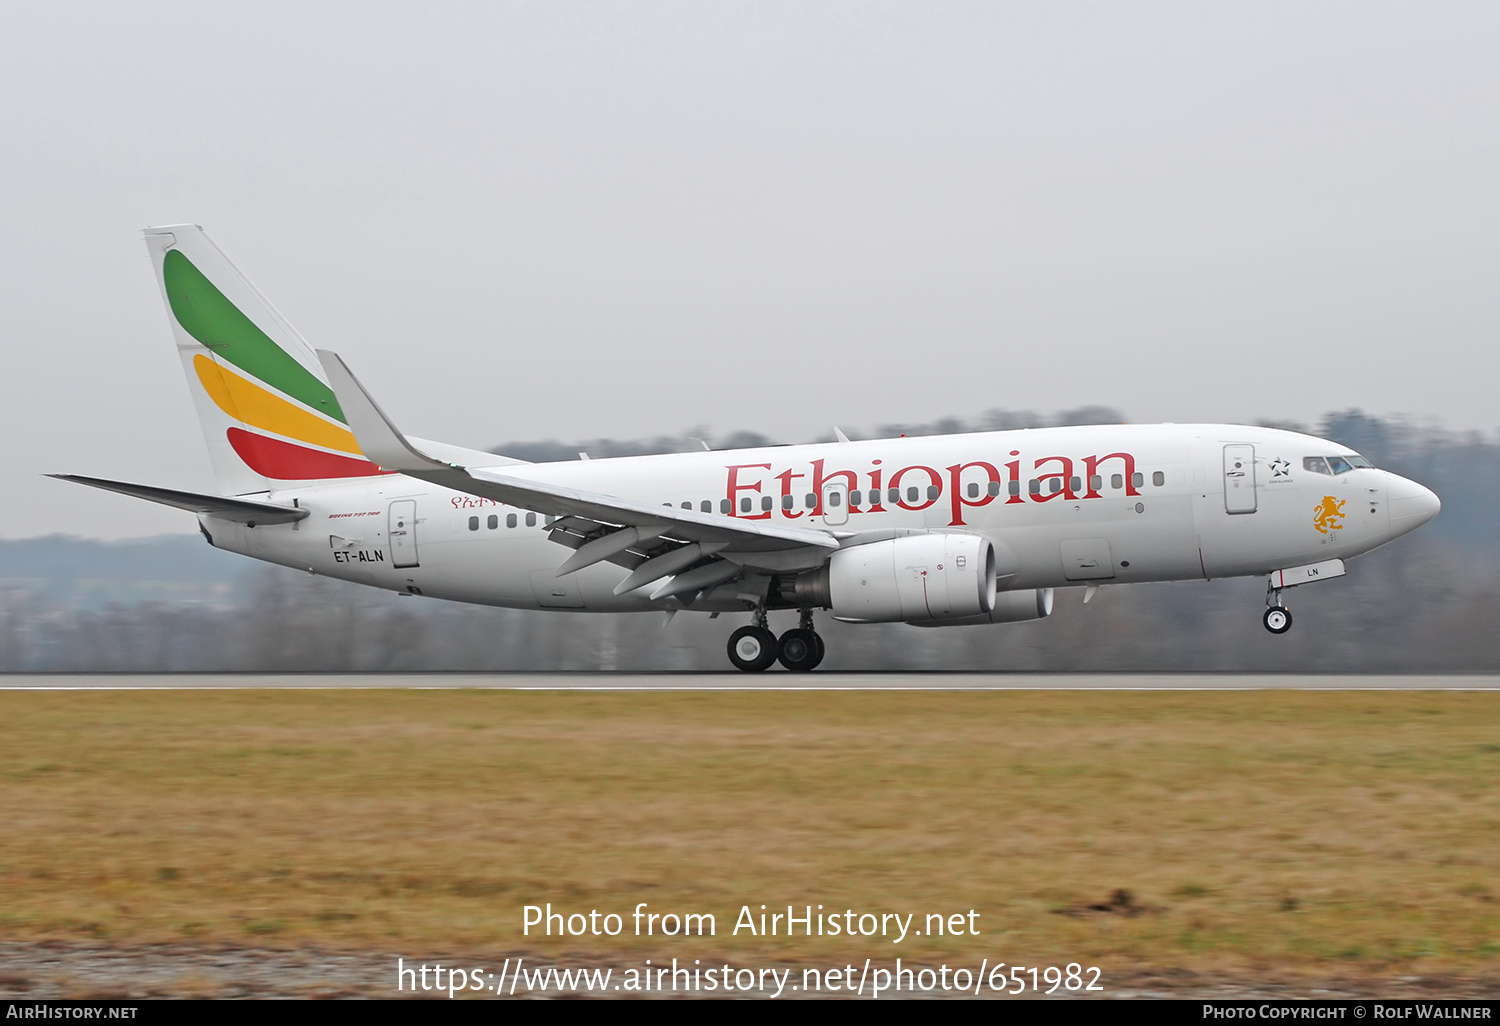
[1269,458,1291,479]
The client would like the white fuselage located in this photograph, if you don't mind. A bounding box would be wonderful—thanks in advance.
[202,423,1436,613]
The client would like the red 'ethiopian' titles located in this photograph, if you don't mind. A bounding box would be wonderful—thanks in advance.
[725,451,1142,527]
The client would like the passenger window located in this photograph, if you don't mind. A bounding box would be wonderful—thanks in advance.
[740,497,753,513]
[1131,473,1143,488]
[806,493,817,508]
[468,516,479,531]
[525,512,536,527]
[1089,475,1102,491]
[829,492,842,507]
[1028,479,1041,495]
[506,513,517,528]
[761,496,772,511]
[1303,457,1331,475]
[720,498,731,513]
[988,481,1001,497]
[782,494,794,510]
[888,487,900,503]
[927,486,940,500]
[967,482,979,499]
[681,501,692,510]
[1152,471,1165,487]
[487,514,498,529]
[850,490,862,505]
[907,487,919,503]
[1111,474,1123,490]
[1048,478,1061,494]
[1069,476,1081,493]
[1008,480,1020,496]
[701,500,711,513]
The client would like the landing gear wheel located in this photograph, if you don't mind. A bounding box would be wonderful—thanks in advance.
[728,626,778,672]
[1263,606,1292,634]
[777,628,821,672]
[808,633,825,671]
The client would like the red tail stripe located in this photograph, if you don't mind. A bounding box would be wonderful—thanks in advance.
[227,427,391,480]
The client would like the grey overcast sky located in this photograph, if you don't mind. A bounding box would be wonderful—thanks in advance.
[3,1,1497,538]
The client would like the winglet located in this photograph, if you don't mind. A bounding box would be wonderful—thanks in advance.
[316,350,453,473]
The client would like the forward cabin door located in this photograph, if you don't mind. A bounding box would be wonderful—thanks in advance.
[1223,444,1257,515]
[389,500,420,567]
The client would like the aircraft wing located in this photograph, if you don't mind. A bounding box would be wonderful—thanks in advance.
[317,351,838,591]
[49,474,309,526]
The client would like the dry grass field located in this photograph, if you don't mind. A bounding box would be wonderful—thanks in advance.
[1,688,1497,995]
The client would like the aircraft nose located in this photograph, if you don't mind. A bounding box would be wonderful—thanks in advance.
[1387,473,1440,536]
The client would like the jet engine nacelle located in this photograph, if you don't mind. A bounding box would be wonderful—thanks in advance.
[908,587,1054,627]
[828,533,998,623]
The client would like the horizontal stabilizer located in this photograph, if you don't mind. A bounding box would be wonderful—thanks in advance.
[49,475,309,526]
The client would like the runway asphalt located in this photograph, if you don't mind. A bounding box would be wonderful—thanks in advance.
[2,673,1497,690]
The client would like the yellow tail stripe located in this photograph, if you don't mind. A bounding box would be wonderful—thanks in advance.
[194,354,363,456]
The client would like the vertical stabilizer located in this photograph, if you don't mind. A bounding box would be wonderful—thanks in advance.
[143,225,386,494]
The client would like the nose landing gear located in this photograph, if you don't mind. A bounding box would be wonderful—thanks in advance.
[1263,581,1292,634]
[1262,605,1292,634]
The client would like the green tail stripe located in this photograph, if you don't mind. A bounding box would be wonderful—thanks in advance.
[163,250,346,423]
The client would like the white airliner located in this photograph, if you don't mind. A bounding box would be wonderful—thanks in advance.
[56,225,1441,671]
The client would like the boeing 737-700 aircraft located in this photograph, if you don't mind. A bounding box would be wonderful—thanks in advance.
[55,225,1441,671]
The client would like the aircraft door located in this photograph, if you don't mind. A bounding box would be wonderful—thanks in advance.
[821,479,849,526]
[1223,444,1257,514]
[389,500,420,567]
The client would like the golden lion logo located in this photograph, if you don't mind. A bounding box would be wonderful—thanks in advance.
[1314,495,1346,534]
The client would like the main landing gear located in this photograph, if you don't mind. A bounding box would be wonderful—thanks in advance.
[727,609,825,672]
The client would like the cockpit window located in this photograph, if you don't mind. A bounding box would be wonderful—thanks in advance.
[1305,454,1375,476]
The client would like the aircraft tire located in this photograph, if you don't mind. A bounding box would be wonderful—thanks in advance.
[807,633,825,670]
[728,626,778,672]
[1263,606,1292,634]
[777,628,821,672]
